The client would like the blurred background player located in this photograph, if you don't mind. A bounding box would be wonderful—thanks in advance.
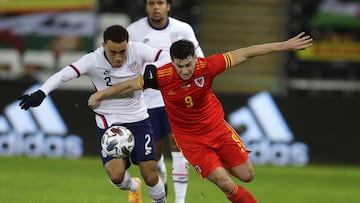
[126,0,204,202]
[18,25,168,203]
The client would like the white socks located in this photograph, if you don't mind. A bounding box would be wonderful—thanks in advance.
[157,154,167,184]
[111,171,166,202]
[147,178,167,203]
[109,172,138,192]
[171,152,189,203]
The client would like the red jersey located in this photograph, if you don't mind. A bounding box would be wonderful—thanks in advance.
[155,53,233,136]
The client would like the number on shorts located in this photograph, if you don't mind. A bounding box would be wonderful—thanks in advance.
[144,134,152,155]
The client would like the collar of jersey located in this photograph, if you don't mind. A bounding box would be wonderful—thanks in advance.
[147,17,170,31]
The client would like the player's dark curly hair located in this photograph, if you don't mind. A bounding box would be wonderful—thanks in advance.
[103,25,129,43]
[143,0,172,5]
[170,40,195,60]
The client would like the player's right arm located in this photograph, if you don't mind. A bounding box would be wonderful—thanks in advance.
[18,52,93,110]
[18,65,80,110]
[88,65,158,109]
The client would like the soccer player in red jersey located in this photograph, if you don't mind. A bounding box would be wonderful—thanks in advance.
[88,32,313,203]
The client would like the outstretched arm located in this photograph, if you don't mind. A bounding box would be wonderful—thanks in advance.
[229,32,313,66]
[88,77,143,109]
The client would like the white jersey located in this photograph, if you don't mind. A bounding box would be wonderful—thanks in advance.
[127,17,204,109]
[39,41,168,128]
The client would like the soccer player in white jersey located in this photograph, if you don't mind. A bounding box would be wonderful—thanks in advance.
[126,1,204,202]
[18,25,168,203]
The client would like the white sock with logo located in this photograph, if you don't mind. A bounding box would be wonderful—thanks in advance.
[172,152,188,203]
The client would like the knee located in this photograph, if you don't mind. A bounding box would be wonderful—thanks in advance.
[142,172,159,187]
[104,159,126,184]
[240,169,254,183]
[109,171,125,184]
[231,160,255,182]
[106,166,125,184]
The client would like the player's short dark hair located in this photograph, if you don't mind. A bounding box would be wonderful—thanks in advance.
[170,39,195,60]
[103,25,129,43]
[144,0,172,5]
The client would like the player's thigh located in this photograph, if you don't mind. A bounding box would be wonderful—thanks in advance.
[179,144,222,178]
[104,158,127,182]
[216,127,250,170]
[154,139,163,160]
[168,133,181,151]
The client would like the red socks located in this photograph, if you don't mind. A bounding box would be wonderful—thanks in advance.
[226,185,258,203]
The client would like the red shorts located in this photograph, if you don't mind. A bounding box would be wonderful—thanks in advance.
[173,120,249,178]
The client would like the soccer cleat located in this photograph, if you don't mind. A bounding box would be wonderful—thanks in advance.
[128,177,142,203]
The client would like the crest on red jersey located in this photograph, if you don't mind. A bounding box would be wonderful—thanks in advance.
[194,76,204,87]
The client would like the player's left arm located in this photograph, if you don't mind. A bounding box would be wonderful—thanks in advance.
[228,32,313,67]
[88,65,158,109]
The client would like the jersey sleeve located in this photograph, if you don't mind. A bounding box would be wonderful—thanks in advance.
[182,23,204,57]
[136,43,162,62]
[39,66,79,95]
[39,52,94,95]
[143,64,159,89]
[133,42,171,71]
[206,53,233,77]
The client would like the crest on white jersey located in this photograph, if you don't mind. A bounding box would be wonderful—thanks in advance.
[194,76,204,88]
[128,61,140,73]
[143,38,150,43]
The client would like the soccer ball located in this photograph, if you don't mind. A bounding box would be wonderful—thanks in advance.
[101,125,135,158]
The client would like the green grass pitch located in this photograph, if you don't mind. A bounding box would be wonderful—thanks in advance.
[1,156,359,203]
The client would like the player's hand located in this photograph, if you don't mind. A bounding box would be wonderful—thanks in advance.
[143,64,158,89]
[88,92,102,110]
[286,32,313,51]
[18,90,46,110]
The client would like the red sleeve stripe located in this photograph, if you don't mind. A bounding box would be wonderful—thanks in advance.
[153,49,163,62]
[223,52,233,69]
[69,64,81,78]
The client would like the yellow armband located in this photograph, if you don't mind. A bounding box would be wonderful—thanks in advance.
[137,77,144,89]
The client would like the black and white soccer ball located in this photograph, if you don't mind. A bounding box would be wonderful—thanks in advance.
[101,125,135,158]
